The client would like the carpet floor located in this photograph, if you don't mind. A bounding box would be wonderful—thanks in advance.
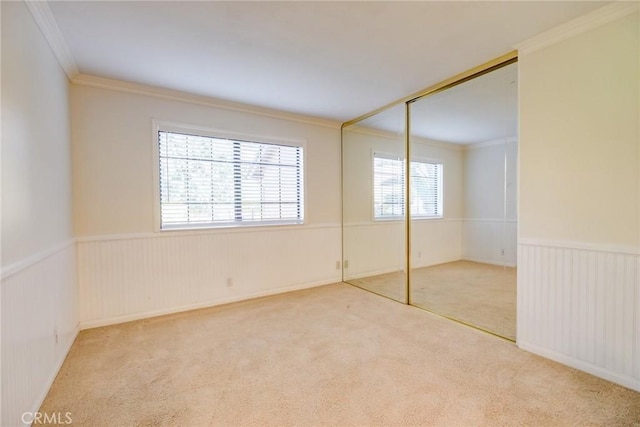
[40,283,639,426]
[349,261,516,340]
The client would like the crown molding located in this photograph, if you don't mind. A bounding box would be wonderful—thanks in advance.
[463,136,518,151]
[516,1,639,55]
[25,0,79,80]
[346,125,465,151]
[71,74,342,129]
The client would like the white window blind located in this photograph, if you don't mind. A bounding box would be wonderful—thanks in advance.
[373,154,405,218]
[158,130,304,229]
[410,161,443,218]
[373,153,442,219]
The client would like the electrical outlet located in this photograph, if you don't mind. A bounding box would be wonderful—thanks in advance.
[344,260,349,269]
[226,278,233,287]
[335,261,341,270]
[501,249,505,256]
[54,327,59,345]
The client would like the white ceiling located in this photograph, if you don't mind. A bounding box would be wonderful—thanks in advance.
[354,61,518,144]
[48,1,608,122]
[410,61,518,144]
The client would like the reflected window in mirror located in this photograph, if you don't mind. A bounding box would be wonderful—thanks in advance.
[410,161,443,219]
[373,153,443,220]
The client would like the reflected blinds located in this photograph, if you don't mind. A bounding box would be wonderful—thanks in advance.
[373,154,405,218]
[159,130,304,229]
[410,161,442,218]
[373,153,442,219]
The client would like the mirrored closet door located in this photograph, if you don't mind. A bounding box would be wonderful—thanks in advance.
[408,61,518,340]
[342,103,408,303]
[341,58,517,340]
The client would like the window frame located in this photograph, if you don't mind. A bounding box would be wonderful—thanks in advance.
[152,120,307,232]
[371,151,406,222]
[371,151,444,221]
[409,157,444,220]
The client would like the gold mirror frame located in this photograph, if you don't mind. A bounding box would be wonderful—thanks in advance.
[341,51,518,339]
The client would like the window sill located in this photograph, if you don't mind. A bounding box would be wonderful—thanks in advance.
[158,220,305,233]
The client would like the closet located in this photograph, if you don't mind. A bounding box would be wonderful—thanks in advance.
[342,57,518,340]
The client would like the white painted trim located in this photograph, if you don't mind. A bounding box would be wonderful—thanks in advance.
[515,1,639,55]
[414,135,464,151]
[346,125,465,151]
[463,136,518,151]
[344,218,463,228]
[155,120,309,148]
[463,218,517,224]
[462,257,517,268]
[76,223,340,243]
[26,325,80,426]
[346,122,520,151]
[24,0,79,80]
[518,341,640,392]
[1,239,76,280]
[71,74,341,129]
[151,120,162,233]
[518,238,640,256]
[344,267,403,281]
[345,218,517,226]
[151,119,310,233]
[79,277,341,330]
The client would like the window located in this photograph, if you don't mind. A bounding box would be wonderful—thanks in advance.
[158,129,304,230]
[373,153,442,219]
[373,154,405,218]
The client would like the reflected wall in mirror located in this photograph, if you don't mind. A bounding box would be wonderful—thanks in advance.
[342,104,407,303]
[408,62,518,340]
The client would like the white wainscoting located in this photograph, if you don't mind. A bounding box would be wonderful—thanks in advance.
[462,219,517,267]
[77,224,341,329]
[346,219,518,278]
[518,240,640,392]
[1,241,79,427]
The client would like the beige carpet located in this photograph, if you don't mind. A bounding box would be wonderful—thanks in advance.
[40,283,639,426]
[348,261,516,340]
[347,271,408,302]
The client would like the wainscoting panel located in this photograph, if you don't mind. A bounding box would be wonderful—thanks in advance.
[518,241,640,391]
[78,225,341,328]
[343,219,464,279]
[462,219,517,267]
[1,242,78,427]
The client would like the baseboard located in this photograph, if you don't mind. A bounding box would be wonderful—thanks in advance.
[462,257,516,268]
[344,267,403,281]
[412,257,463,270]
[25,324,80,426]
[80,277,341,330]
[518,341,640,392]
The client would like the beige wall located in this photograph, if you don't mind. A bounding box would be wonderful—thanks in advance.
[71,84,343,328]
[462,139,518,266]
[519,12,639,247]
[71,85,341,236]
[342,125,464,276]
[1,1,73,267]
[342,127,463,224]
[1,2,79,426]
[463,140,517,221]
[517,10,640,392]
